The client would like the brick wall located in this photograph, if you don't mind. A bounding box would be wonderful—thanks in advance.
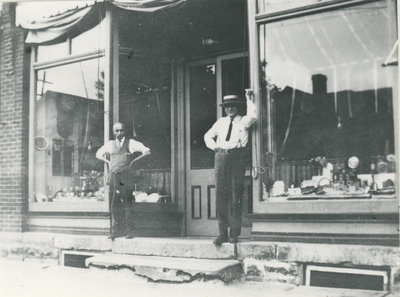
[0,3,30,232]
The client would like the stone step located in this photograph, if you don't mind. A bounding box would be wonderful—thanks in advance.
[112,237,236,259]
[86,253,242,283]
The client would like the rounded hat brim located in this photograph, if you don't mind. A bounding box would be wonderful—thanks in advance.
[219,100,243,106]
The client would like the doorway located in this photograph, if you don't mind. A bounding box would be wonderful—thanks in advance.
[185,53,249,236]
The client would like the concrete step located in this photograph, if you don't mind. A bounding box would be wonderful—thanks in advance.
[86,253,242,283]
[112,237,236,259]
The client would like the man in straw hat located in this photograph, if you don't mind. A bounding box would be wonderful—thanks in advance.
[204,90,257,245]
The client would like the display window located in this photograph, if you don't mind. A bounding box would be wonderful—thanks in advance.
[31,19,107,206]
[258,0,397,200]
[34,58,105,203]
[117,10,173,203]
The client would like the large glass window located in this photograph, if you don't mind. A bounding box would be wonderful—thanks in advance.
[37,18,106,63]
[71,18,107,55]
[37,41,69,62]
[189,63,217,169]
[34,57,105,203]
[119,54,172,199]
[259,1,397,199]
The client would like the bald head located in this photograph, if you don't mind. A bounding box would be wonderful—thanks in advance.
[113,122,125,140]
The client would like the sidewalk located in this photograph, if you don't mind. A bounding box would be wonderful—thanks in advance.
[0,258,396,297]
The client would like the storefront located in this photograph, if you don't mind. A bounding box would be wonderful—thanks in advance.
[248,0,399,245]
[18,0,398,244]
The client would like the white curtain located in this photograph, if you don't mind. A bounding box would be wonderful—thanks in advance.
[21,0,187,44]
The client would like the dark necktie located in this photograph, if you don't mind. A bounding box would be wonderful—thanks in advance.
[225,118,233,141]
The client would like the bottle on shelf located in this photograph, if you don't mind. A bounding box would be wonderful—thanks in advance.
[337,167,344,184]
[370,162,377,192]
[76,186,81,197]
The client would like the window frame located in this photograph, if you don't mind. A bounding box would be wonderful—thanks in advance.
[28,10,114,213]
[249,0,399,214]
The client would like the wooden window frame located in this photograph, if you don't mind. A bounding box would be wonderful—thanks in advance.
[28,7,116,213]
[247,0,399,215]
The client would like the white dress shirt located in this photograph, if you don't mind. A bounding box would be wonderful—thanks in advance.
[204,98,257,150]
[96,137,150,158]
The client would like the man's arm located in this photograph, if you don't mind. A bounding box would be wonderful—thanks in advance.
[242,89,257,129]
[95,144,110,166]
[128,139,151,167]
[129,150,151,167]
[204,121,220,151]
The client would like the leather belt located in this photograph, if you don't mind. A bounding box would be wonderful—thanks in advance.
[216,148,245,154]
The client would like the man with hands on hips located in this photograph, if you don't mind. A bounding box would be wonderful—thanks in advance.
[96,122,150,239]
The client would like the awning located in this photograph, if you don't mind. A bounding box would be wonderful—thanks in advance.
[21,0,187,45]
[23,5,99,44]
[112,0,186,12]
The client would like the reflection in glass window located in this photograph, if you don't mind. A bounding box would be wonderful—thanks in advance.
[119,55,172,200]
[189,63,217,170]
[37,41,69,62]
[71,18,106,55]
[260,1,397,198]
[34,57,105,202]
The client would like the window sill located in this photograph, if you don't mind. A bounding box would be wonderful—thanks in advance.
[255,195,398,214]
[29,201,109,212]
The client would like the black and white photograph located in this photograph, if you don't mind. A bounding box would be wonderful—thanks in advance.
[0,0,399,296]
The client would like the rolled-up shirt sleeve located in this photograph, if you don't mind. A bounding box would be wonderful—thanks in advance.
[204,121,220,151]
[96,141,112,160]
[129,139,150,154]
[242,98,257,129]
[95,146,106,160]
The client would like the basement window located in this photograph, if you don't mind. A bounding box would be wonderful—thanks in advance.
[305,265,389,291]
[61,250,96,269]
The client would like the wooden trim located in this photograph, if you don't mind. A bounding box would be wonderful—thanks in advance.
[251,231,399,246]
[395,0,400,204]
[112,11,119,124]
[255,0,381,23]
[170,59,177,204]
[28,212,109,217]
[248,0,263,208]
[28,202,109,212]
[176,58,186,215]
[102,5,113,211]
[207,185,217,220]
[67,37,72,55]
[28,46,36,203]
[216,56,223,119]
[33,50,105,70]
[27,226,109,235]
[253,199,398,214]
[247,212,399,223]
[185,49,248,64]
[191,186,202,219]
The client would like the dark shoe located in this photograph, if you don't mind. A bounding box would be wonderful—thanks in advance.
[213,237,228,246]
[108,233,124,240]
[228,236,238,243]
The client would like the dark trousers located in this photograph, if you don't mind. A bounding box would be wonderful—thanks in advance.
[215,149,245,239]
[109,172,135,236]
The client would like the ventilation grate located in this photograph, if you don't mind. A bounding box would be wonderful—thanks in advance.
[61,251,96,268]
[306,265,388,291]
